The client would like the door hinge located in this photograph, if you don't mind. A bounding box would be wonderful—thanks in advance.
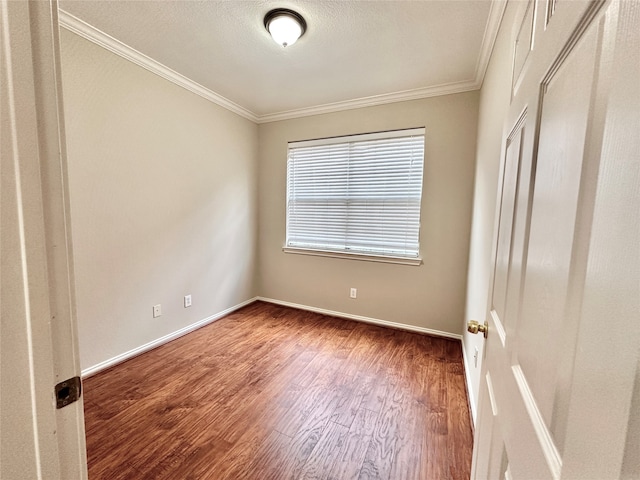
[55,376,82,409]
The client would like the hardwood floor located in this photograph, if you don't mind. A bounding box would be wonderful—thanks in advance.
[83,301,474,479]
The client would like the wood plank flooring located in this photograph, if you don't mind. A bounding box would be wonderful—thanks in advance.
[83,301,473,479]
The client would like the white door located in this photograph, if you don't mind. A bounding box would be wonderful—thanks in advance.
[1,0,88,478]
[471,0,639,478]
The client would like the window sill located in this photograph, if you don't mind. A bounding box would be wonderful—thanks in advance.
[282,246,422,266]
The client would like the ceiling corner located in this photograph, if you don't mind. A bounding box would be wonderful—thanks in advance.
[57,9,260,123]
[474,0,509,87]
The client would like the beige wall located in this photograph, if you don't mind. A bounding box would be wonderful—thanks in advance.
[61,30,481,373]
[257,93,479,335]
[60,31,259,371]
[462,2,517,423]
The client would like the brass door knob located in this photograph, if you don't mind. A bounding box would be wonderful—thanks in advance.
[468,320,488,338]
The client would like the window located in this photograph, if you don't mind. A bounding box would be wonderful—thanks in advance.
[285,128,425,265]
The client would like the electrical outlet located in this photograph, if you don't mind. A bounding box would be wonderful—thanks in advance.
[350,288,357,299]
[184,295,192,308]
[474,347,479,368]
[153,304,162,318]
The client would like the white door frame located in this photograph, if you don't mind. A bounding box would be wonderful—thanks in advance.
[1,0,87,478]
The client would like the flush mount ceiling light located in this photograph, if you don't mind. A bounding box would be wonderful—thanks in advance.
[264,8,307,47]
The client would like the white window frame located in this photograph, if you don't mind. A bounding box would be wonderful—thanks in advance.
[284,128,425,266]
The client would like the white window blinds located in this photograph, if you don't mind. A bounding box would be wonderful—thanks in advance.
[286,128,425,261]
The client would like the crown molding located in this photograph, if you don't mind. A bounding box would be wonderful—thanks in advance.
[474,0,508,86]
[58,2,506,125]
[58,10,259,123]
[255,80,480,123]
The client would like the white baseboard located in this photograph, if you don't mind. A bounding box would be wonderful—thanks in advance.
[256,296,463,340]
[81,296,259,378]
[461,340,478,425]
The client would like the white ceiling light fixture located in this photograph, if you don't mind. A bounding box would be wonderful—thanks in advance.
[264,8,306,48]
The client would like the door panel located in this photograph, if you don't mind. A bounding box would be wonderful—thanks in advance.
[515,12,601,449]
[473,372,512,480]
[513,1,535,94]
[490,114,525,345]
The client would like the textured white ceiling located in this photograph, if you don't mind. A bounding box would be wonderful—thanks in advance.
[59,0,499,120]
